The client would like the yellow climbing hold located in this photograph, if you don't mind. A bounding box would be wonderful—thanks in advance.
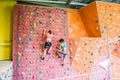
[39,41,43,45]
[39,52,43,56]
[33,22,36,28]
[30,12,33,15]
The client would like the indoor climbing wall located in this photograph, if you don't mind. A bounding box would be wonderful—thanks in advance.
[13,1,120,80]
[67,9,88,38]
[96,1,120,80]
[71,38,109,80]
[67,9,88,64]
[71,2,109,80]
[13,4,75,80]
[79,2,101,37]
[71,1,120,80]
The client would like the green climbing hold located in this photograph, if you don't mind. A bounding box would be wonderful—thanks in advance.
[17,56,21,61]
[18,37,22,41]
[34,31,37,35]
[19,15,22,19]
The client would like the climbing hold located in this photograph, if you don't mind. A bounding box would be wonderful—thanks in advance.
[95,19,98,22]
[106,20,109,23]
[83,43,87,46]
[17,56,21,61]
[118,40,120,42]
[102,29,104,33]
[18,37,22,41]
[29,72,32,75]
[39,41,43,45]
[34,31,37,35]
[21,72,25,76]
[64,33,66,36]
[70,56,73,59]
[19,15,22,19]
[91,53,93,56]
[26,42,28,44]
[30,12,33,15]
[39,21,43,25]
[39,52,43,56]
[109,4,112,7]
[29,60,32,64]
[118,35,120,38]
[39,70,43,74]
[18,45,22,48]
[33,23,36,28]
[32,75,34,79]
[32,27,36,30]
[48,15,51,19]
[40,46,43,49]
[110,13,112,16]
[29,37,32,41]
[69,48,73,53]
[69,42,72,45]
[18,52,21,57]
[67,67,70,70]
[22,34,26,37]
[33,45,35,49]
[104,26,107,29]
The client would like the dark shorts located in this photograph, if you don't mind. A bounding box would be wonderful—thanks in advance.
[44,41,52,48]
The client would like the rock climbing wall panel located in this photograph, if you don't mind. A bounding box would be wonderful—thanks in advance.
[13,1,120,80]
[97,1,120,79]
[13,4,73,80]
[79,2,101,37]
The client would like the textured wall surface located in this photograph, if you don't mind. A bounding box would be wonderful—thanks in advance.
[71,1,120,80]
[96,1,120,79]
[79,2,101,37]
[13,4,74,80]
[13,1,120,80]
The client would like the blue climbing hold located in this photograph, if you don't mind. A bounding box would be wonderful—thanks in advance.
[39,70,43,74]
[64,33,66,36]
[29,37,32,41]
[39,21,43,25]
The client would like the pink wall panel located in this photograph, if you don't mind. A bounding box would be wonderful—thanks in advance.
[13,4,73,80]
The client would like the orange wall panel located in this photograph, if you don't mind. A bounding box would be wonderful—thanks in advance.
[79,2,101,37]
[67,9,88,38]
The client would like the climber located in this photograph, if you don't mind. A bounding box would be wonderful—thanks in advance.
[42,29,53,60]
[56,38,67,66]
